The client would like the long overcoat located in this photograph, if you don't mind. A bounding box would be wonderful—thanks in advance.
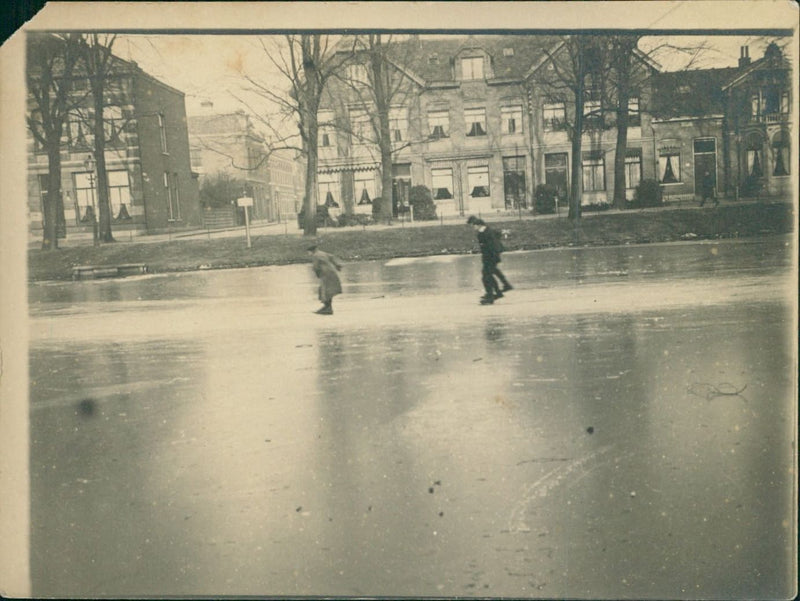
[311,250,342,302]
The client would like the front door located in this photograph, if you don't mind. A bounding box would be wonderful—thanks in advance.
[544,152,569,200]
[693,138,717,197]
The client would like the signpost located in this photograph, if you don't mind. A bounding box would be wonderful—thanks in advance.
[236,196,253,248]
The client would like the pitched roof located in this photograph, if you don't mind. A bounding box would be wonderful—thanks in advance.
[339,34,563,85]
[650,67,739,119]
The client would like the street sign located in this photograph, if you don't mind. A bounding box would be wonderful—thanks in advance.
[236,196,253,207]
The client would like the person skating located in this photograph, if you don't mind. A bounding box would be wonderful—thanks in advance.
[308,245,342,315]
[467,216,512,305]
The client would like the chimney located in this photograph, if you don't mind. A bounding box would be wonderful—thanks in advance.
[739,46,751,68]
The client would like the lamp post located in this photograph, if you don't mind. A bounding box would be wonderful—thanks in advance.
[84,154,99,246]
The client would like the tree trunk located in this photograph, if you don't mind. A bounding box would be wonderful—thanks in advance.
[613,89,630,209]
[93,84,114,243]
[42,146,62,250]
[304,139,318,236]
[569,85,584,223]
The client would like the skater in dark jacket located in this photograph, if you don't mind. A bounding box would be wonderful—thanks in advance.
[467,216,512,305]
[308,245,342,314]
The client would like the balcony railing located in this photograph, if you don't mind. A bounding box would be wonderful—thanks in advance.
[751,112,790,124]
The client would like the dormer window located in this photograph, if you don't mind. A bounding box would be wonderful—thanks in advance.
[503,47,514,57]
[461,56,484,80]
[429,54,439,65]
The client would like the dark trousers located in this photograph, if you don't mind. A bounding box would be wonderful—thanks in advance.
[482,261,509,296]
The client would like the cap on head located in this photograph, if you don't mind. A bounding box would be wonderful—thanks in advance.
[307,244,318,252]
[466,215,484,226]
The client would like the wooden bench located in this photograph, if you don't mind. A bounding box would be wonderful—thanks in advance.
[71,264,148,280]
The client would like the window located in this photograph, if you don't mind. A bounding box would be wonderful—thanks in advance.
[465,107,486,137]
[104,105,125,146]
[745,133,763,177]
[628,97,641,127]
[431,168,454,199]
[543,102,566,131]
[74,172,96,222]
[349,109,372,144]
[771,130,790,176]
[658,150,681,183]
[318,172,340,207]
[318,111,335,148]
[428,110,450,139]
[751,93,760,118]
[780,91,790,114]
[107,170,132,220]
[501,105,522,135]
[354,171,376,205]
[346,63,369,85]
[158,113,168,153]
[584,99,603,129]
[428,54,439,65]
[468,166,490,197]
[503,156,526,209]
[624,148,642,189]
[68,109,93,151]
[461,56,484,80]
[165,172,180,220]
[389,107,408,143]
[503,47,514,57]
[582,151,605,192]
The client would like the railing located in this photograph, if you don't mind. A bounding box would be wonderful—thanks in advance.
[752,113,790,124]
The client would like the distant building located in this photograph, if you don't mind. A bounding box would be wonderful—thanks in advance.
[27,46,201,238]
[189,103,304,224]
[316,35,791,217]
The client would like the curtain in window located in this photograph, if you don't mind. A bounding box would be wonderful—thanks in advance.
[772,131,790,176]
[747,150,763,177]
[468,167,490,197]
[432,169,453,199]
[661,155,678,183]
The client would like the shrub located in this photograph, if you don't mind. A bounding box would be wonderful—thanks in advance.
[336,213,373,227]
[534,184,558,214]
[297,205,336,229]
[408,185,438,220]
[631,179,663,208]
[584,202,611,213]
[200,173,246,209]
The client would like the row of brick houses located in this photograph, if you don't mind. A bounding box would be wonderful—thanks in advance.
[26,41,203,240]
[314,35,792,217]
[26,40,305,241]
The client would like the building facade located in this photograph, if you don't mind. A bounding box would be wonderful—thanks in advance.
[316,35,792,218]
[27,47,201,239]
[189,104,304,224]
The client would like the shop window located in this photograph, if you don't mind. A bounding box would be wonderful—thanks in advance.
[465,107,486,137]
[354,171,376,205]
[431,168,453,200]
[318,172,340,207]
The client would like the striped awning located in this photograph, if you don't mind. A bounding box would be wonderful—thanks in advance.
[317,162,380,175]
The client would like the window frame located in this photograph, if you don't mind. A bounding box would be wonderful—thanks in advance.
[658,151,682,184]
[467,165,490,198]
[465,107,487,137]
[428,110,450,139]
[542,101,566,132]
[581,152,606,192]
[461,56,484,80]
[501,105,523,135]
[431,167,454,200]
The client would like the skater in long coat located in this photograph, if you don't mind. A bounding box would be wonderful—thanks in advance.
[308,245,342,315]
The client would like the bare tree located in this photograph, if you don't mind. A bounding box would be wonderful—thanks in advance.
[77,33,119,243]
[237,35,349,236]
[26,33,83,250]
[537,35,610,224]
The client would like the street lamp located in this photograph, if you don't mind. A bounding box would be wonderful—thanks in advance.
[84,154,99,245]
